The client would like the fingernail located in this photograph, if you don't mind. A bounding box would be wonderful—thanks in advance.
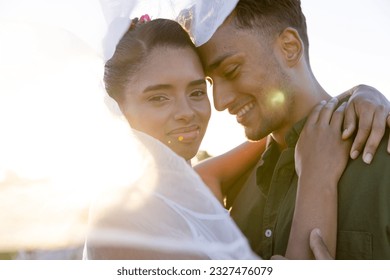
[330,97,338,102]
[363,153,373,164]
[342,128,349,138]
[351,150,360,159]
[320,100,327,105]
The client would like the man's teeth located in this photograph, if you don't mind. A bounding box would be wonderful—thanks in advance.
[237,103,254,118]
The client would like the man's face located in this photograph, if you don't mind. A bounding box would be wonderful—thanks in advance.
[198,20,293,141]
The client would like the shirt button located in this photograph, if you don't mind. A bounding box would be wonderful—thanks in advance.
[265,229,272,238]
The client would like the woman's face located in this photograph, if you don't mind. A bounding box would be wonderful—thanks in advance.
[119,46,211,161]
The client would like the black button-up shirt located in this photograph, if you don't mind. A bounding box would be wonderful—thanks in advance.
[229,118,390,259]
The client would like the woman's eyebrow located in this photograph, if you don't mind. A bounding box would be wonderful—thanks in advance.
[188,79,207,87]
[143,84,172,93]
[142,80,205,93]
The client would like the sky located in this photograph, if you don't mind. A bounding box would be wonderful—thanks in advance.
[0,0,389,156]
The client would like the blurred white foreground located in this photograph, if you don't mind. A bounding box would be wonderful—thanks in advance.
[0,1,257,259]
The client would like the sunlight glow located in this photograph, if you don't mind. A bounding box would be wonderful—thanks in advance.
[0,22,158,251]
[269,91,286,107]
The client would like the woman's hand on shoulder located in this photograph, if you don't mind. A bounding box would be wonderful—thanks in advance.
[340,85,390,163]
[296,98,352,184]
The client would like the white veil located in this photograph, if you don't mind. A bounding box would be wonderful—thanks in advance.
[101,0,239,60]
[0,0,257,259]
[85,129,257,260]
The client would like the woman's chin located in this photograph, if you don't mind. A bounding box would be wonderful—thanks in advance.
[174,146,199,162]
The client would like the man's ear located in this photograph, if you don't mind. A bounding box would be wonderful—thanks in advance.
[277,27,304,67]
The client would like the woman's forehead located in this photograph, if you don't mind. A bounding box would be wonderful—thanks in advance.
[141,47,204,77]
[129,47,205,92]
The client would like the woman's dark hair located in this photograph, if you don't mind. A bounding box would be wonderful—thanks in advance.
[104,18,197,101]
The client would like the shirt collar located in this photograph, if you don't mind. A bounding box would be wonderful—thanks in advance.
[284,117,307,148]
[256,118,306,194]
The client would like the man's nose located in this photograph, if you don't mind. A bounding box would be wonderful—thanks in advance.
[212,81,236,112]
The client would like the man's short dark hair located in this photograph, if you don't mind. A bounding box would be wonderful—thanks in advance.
[233,0,309,56]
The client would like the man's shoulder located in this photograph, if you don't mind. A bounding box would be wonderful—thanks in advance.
[336,132,390,259]
[345,132,390,172]
[339,132,390,193]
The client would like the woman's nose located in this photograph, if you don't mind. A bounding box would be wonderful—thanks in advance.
[174,97,195,122]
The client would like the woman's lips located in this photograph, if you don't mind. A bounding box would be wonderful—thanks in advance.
[168,125,200,143]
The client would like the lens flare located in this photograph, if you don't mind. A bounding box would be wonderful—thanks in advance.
[269,91,286,107]
[0,23,158,252]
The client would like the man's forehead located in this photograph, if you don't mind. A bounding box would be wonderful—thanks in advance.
[198,22,239,65]
[200,21,233,50]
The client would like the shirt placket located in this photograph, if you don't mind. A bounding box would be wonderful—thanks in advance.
[259,147,295,259]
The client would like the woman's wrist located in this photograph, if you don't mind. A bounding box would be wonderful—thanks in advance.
[297,173,339,193]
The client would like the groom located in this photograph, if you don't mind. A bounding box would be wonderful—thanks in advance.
[195,0,390,259]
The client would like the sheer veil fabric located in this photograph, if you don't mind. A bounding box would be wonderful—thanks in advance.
[1,0,257,259]
[85,130,258,260]
[101,0,239,60]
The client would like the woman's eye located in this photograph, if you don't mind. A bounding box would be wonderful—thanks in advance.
[148,95,169,102]
[223,65,239,79]
[190,90,206,98]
